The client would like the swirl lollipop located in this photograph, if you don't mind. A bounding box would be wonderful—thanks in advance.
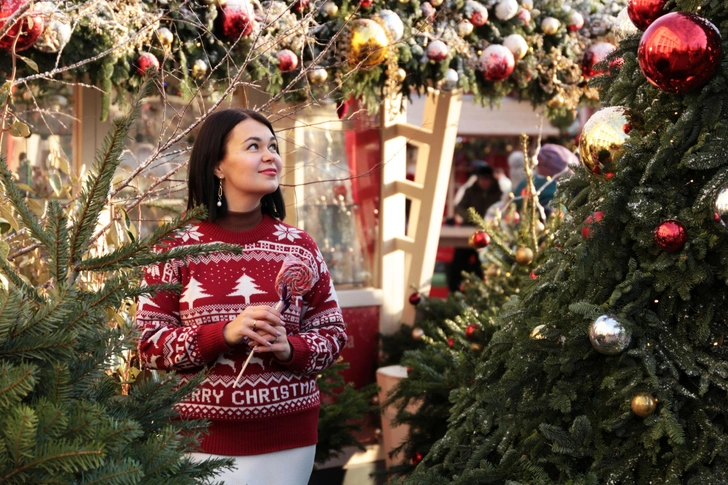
[234,257,315,386]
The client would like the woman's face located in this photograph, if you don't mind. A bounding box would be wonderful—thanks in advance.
[214,118,282,211]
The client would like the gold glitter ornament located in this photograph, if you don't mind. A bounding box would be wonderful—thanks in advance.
[515,247,534,265]
[470,342,483,352]
[156,27,174,49]
[547,93,565,109]
[541,16,561,34]
[323,1,338,16]
[394,67,407,83]
[348,19,389,68]
[308,67,328,84]
[631,392,658,417]
[191,59,208,79]
[579,106,630,175]
[430,0,443,5]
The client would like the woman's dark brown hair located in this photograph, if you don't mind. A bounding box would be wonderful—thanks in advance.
[187,108,286,221]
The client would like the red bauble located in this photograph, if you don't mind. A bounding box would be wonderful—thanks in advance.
[471,10,488,27]
[581,211,604,239]
[530,271,538,279]
[409,292,421,305]
[136,53,160,76]
[479,45,515,82]
[468,231,491,249]
[360,0,374,7]
[447,337,455,348]
[426,40,449,62]
[582,42,616,79]
[638,12,722,94]
[654,220,687,252]
[465,324,479,340]
[421,2,436,21]
[294,0,309,11]
[517,9,531,26]
[568,11,584,32]
[627,0,668,31]
[412,452,424,465]
[276,49,298,72]
[0,0,44,52]
[216,0,256,39]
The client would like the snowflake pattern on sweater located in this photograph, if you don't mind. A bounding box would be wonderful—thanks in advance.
[136,216,347,455]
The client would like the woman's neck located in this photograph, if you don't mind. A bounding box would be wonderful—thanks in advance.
[214,207,264,232]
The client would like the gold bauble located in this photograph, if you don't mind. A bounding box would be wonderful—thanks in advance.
[486,265,501,278]
[348,19,389,68]
[541,16,561,35]
[156,27,174,49]
[308,67,328,84]
[515,247,534,265]
[631,392,658,417]
[579,106,630,176]
[412,327,425,340]
[470,342,483,352]
[430,0,443,5]
[394,67,407,83]
[530,324,546,340]
[547,93,565,109]
[323,1,338,16]
[191,59,208,79]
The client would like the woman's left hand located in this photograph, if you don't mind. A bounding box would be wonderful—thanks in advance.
[252,324,292,361]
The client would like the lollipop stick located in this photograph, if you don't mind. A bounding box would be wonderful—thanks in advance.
[233,299,286,387]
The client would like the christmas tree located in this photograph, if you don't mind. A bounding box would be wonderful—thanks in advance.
[380,140,563,478]
[406,2,728,483]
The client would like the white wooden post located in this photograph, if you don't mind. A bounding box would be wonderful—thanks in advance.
[378,88,463,330]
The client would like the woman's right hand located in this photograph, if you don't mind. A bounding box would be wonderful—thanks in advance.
[223,305,282,347]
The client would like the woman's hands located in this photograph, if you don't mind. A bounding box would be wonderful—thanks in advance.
[223,305,292,361]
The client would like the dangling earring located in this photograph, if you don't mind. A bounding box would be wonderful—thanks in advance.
[217,179,223,207]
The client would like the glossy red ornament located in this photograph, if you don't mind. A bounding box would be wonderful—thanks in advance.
[426,40,449,62]
[479,44,515,82]
[465,324,479,340]
[216,0,256,39]
[471,9,488,27]
[468,230,491,249]
[409,292,421,305]
[638,12,722,94]
[360,0,374,7]
[447,337,455,348]
[654,220,687,252]
[582,42,616,79]
[136,53,160,75]
[412,452,424,465]
[294,0,309,11]
[581,211,604,239]
[627,0,668,31]
[568,11,584,32]
[0,0,44,52]
[530,271,538,279]
[517,9,531,26]
[276,49,298,72]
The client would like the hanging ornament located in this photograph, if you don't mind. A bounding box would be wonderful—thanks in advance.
[430,0,443,6]
[495,0,518,21]
[276,49,299,72]
[34,2,71,54]
[516,8,531,25]
[530,324,546,341]
[409,292,421,305]
[581,211,605,239]
[458,19,474,37]
[654,220,687,252]
[470,342,483,353]
[360,0,374,7]
[447,337,455,348]
[191,59,208,79]
[579,107,630,176]
[589,315,631,355]
[0,0,44,52]
[515,247,534,265]
[468,231,491,249]
[293,0,309,12]
[582,42,616,79]
[466,1,488,27]
[714,185,728,229]
[547,93,565,109]
[520,0,533,10]
[426,40,449,62]
[394,67,407,83]
[485,265,501,278]
[412,452,424,465]
[465,324,479,340]
[421,2,436,21]
[439,69,459,91]
[479,45,515,82]
[216,0,257,39]
[308,67,328,84]
[540,17,561,35]
[155,27,174,50]
[503,34,528,61]
[614,7,640,41]
[373,10,404,42]
[348,19,389,68]
[627,0,668,31]
[322,1,338,17]
[568,11,584,32]
[529,271,538,279]
[638,13,722,95]
[630,392,658,417]
[411,327,425,340]
[136,53,160,75]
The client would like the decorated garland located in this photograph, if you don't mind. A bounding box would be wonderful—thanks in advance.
[1,0,626,121]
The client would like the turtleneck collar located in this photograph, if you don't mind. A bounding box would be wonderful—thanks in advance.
[213,208,264,233]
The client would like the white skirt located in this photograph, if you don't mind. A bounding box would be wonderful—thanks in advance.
[189,445,316,485]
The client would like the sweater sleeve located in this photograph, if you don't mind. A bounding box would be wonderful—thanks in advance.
[277,241,347,376]
[136,245,230,371]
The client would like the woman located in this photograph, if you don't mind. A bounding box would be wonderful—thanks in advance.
[136,109,348,484]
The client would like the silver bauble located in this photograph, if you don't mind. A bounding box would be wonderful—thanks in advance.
[322,1,338,16]
[541,16,561,35]
[613,7,639,42]
[714,185,728,229]
[308,67,328,84]
[458,19,474,37]
[34,2,71,53]
[373,9,404,42]
[589,315,631,355]
[503,33,528,60]
[439,68,459,91]
[495,0,518,21]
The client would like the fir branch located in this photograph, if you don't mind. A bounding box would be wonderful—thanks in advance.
[0,157,52,250]
[0,257,41,303]
[45,202,70,286]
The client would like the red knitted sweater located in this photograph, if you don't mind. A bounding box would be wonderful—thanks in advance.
[136,215,347,455]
